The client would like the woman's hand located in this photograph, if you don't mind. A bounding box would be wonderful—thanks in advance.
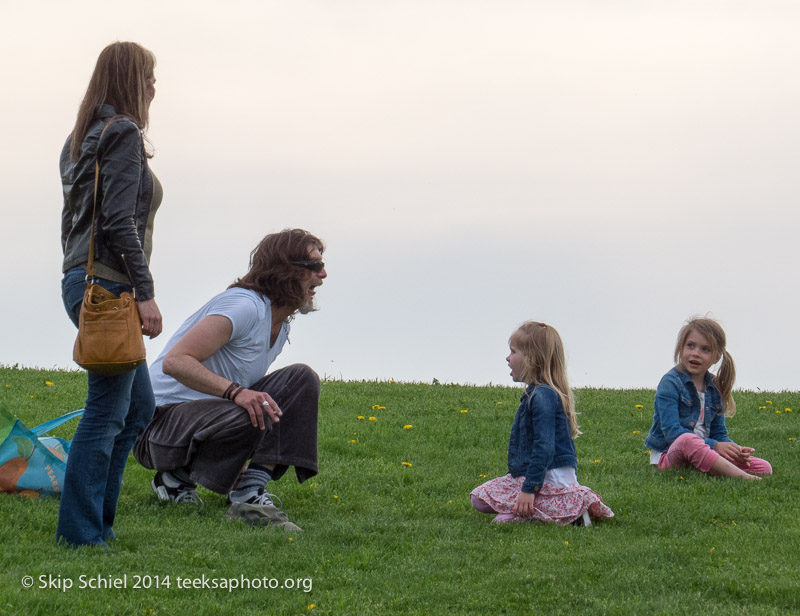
[233,389,283,430]
[137,298,163,338]
[512,491,536,518]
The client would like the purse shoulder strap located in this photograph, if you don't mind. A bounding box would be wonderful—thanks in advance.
[86,116,123,280]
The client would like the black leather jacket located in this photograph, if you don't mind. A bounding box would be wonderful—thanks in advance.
[60,104,156,300]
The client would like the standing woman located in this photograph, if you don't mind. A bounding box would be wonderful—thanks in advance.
[59,42,163,547]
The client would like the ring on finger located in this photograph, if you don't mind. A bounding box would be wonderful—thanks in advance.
[262,400,270,407]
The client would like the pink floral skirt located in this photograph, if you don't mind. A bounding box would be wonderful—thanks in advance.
[471,474,614,525]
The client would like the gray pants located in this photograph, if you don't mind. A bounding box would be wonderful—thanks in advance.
[133,364,320,493]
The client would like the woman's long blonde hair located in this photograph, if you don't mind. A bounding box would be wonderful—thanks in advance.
[674,317,737,416]
[510,321,580,437]
[69,42,156,161]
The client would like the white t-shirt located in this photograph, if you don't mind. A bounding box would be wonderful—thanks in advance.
[694,391,708,439]
[149,288,289,405]
[544,467,578,488]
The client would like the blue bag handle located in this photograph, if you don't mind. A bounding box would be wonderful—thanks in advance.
[30,409,84,437]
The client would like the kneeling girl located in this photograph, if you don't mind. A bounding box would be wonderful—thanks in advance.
[471,321,614,525]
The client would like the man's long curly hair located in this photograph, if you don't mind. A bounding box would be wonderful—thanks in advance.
[229,229,324,309]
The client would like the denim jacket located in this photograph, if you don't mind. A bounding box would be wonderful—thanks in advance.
[507,383,577,494]
[645,366,732,452]
[60,104,156,300]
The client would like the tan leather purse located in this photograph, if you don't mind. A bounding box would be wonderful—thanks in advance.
[72,119,146,376]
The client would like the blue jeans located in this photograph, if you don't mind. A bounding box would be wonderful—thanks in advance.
[56,266,155,547]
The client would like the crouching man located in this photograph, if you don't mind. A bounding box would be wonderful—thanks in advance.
[133,228,327,531]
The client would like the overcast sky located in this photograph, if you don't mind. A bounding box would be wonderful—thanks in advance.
[2,0,798,391]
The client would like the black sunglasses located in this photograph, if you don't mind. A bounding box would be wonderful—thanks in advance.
[291,260,325,273]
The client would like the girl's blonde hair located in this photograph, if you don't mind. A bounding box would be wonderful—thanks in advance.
[674,317,737,416]
[510,321,580,437]
[70,42,156,161]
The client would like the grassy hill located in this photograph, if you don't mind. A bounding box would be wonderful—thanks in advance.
[1,366,798,615]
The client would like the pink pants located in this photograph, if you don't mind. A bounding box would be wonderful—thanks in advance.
[658,433,772,475]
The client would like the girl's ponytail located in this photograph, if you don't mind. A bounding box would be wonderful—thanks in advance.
[713,348,737,417]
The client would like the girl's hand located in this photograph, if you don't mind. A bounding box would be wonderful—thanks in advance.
[714,441,751,467]
[512,492,536,518]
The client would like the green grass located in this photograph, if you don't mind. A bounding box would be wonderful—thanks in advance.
[1,366,798,615]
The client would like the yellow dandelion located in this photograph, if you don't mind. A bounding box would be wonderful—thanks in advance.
[460,409,468,414]
[593,460,601,464]
[333,495,338,499]
[308,605,315,610]
[789,437,796,441]
[635,404,643,409]
[45,381,54,387]
[447,500,453,504]
[357,416,364,420]
[766,400,773,405]
[758,406,766,410]
[349,439,356,443]
[371,404,386,410]
[288,537,294,542]
[564,541,569,546]
[402,461,413,467]
[679,476,685,480]
[403,424,413,429]
[632,430,640,434]
[390,379,396,383]
[496,401,504,405]
[709,547,715,554]
[776,410,782,414]
[479,474,487,478]
[29,395,34,399]
[785,408,792,412]
[368,416,377,421]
